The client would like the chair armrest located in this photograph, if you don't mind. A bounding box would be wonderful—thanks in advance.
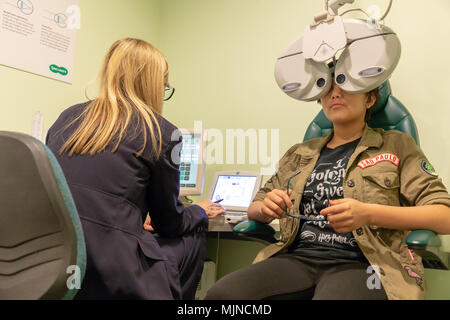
[233,220,275,236]
[406,230,441,248]
[233,220,277,244]
[406,230,448,270]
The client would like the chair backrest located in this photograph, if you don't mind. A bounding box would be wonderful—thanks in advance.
[0,132,86,300]
[303,82,421,145]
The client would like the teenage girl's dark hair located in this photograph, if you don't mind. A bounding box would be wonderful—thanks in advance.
[364,87,379,123]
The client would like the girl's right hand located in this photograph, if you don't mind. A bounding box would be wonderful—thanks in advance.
[260,189,293,220]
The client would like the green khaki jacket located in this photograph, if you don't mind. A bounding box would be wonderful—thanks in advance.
[252,126,450,300]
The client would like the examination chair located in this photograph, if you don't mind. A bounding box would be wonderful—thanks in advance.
[234,81,449,271]
[0,132,86,299]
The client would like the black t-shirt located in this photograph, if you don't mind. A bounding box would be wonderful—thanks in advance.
[289,138,367,261]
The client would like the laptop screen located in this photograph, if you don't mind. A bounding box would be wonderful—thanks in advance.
[210,175,258,208]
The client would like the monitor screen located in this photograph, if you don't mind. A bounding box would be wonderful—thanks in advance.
[179,132,204,194]
[210,175,258,208]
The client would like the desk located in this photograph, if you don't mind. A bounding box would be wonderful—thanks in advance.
[208,215,236,232]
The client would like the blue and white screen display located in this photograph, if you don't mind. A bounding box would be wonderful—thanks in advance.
[211,175,257,208]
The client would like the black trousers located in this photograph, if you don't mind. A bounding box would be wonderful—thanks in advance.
[205,253,388,300]
[75,231,206,300]
[155,231,206,300]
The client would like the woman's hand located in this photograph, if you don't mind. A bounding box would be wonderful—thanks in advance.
[143,214,154,232]
[320,198,371,233]
[196,200,226,218]
[259,189,293,220]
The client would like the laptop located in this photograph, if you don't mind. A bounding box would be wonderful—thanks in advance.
[208,171,262,223]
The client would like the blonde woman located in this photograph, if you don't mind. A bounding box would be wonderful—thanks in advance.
[46,38,224,299]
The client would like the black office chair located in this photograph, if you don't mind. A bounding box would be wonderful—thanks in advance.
[0,132,86,299]
[234,82,449,270]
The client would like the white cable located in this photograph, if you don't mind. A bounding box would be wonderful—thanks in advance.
[339,0,393,21]
[340,8,370,18]
[380,0,393,20]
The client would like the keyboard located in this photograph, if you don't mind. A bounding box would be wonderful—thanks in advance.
[224,212,247,224]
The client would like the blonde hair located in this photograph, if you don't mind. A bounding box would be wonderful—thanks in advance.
[61,38,168,158]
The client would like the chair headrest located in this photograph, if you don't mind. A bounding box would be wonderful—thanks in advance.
[371,81,391,115]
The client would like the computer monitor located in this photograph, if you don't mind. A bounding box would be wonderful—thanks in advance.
[179,129,207,196]
[208,171,262,213]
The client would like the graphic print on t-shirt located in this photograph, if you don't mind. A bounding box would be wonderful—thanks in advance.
[290,139,365,260]
[300,156,357,247]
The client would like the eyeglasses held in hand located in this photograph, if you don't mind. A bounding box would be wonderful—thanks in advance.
[285,170,329,222]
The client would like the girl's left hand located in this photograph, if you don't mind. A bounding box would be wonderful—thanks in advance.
[320,198,371,234]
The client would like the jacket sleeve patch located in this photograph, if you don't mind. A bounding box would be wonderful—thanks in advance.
[404,266,424,291]
[421,161,439,177]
